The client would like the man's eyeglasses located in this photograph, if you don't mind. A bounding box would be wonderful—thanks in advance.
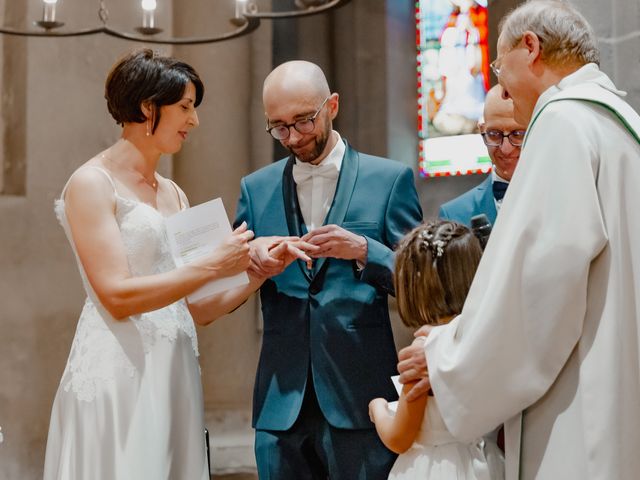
[266,96,330,140]
[481,129,526,147]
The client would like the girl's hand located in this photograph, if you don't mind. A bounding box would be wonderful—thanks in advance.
[368,397,388,423]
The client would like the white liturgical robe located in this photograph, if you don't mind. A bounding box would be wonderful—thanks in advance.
[425,64,640,480]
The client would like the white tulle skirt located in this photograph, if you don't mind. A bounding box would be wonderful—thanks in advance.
[389,439,504,480]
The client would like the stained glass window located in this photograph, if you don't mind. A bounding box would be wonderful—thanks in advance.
[417,0,491,177]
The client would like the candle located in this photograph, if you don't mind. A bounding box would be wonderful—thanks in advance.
[141,0,157,29]
[43,0,58,23]
[235,0,248,20]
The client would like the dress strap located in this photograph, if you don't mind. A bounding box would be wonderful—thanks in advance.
[60,165,117,200]
[168,178,186,210]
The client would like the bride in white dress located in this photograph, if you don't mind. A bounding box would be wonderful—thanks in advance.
[43,50,295,480]
[369,220,504,480]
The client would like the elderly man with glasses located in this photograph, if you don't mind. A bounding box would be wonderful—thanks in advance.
[232,60,422,480]
[398,1,640,479]
[439,84,526,227]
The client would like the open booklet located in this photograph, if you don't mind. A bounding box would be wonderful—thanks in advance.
[165,198,249,303]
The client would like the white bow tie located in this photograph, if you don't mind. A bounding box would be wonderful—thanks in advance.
[292,161,339,185]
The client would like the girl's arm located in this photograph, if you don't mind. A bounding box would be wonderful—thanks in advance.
[368,381,428,454]
[65,168,252,320]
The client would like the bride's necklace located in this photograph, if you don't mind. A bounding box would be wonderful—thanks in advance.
[100,153,158,190]
[140,174,158,190]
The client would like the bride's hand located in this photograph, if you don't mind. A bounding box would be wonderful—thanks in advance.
[207,222,254,278]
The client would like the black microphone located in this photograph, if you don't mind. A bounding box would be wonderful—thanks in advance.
[470,214,492,250]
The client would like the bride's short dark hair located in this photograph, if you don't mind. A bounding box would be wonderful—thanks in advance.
[104,48,204,133]
[395,220,482,328]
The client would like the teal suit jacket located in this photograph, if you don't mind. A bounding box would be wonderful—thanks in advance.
[438,175,497,226]
[234,141,422,430]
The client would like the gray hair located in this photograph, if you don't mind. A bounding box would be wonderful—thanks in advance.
[499,0,600,66]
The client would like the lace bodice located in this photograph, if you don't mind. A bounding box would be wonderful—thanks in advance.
[53,167,198,401]
[54,183,180,300]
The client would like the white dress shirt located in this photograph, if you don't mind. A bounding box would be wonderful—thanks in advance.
[293,131,345,231]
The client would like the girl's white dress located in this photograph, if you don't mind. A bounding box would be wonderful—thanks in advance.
[43,167,208,480]
[389,396,504,480]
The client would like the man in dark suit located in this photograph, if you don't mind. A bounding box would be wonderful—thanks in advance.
[234,60,422,479]
[438,85,526,226]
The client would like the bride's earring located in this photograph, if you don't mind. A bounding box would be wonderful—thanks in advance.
[146,118,151,137]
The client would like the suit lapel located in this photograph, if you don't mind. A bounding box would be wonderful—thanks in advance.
[313,140,359,276]
[477,176,498,225]
[282,157,313,282]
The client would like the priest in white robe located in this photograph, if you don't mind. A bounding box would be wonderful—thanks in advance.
[397,1,640,479]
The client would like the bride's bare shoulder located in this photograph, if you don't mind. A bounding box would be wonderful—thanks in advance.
[63,162,115,204]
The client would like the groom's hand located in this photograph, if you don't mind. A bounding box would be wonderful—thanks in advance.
[269,239,318,270]
[397,326,433,402]
[249,236,319,278]
[248,236,294,278]
[302,224,368,263]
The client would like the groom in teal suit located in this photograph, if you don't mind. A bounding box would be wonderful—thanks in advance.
[234,61,422,479]
[439,85,526,227]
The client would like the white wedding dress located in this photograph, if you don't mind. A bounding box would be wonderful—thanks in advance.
[389,396,504,480]
[43,167,209,480]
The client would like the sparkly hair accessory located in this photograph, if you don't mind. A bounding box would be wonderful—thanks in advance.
[432,239,445,257]
[420,229,446,258]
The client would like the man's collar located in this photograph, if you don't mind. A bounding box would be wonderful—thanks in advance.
[492,170,509,184]
[533,63,625,121]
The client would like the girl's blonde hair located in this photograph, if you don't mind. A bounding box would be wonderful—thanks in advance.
[395,220,482,328]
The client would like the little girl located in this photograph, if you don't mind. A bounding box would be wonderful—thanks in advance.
[369,219,504,480]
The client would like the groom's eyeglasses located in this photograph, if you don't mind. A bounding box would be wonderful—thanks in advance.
[266,96,330,141]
